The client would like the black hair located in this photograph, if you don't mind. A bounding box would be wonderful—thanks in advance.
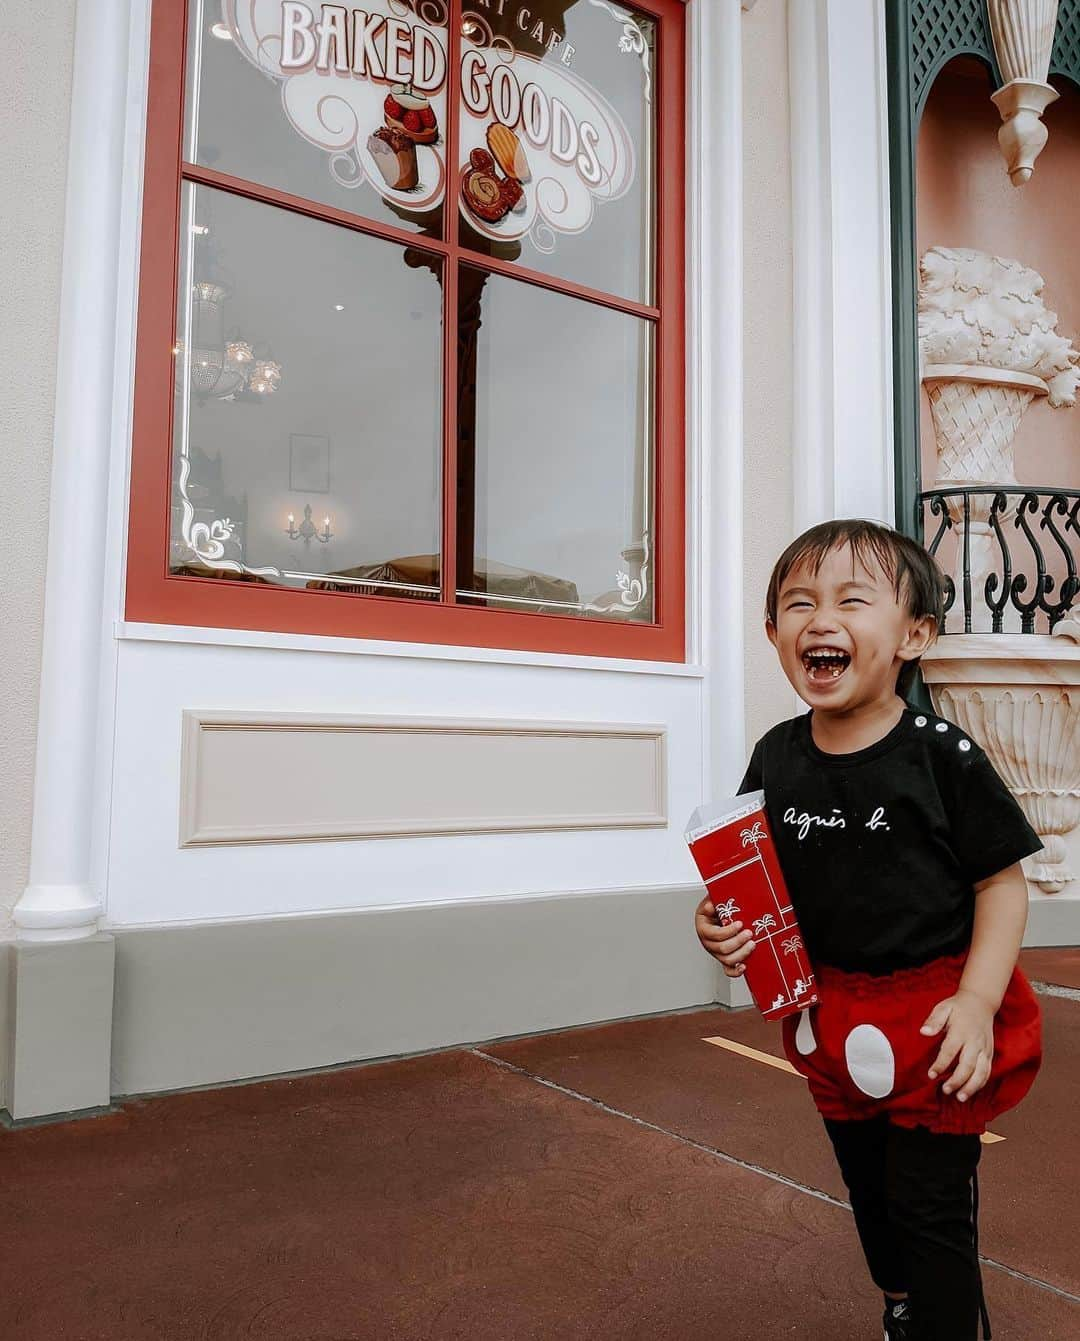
[764,519,945,698]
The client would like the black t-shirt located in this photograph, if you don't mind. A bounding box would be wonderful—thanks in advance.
[737,702,1044,975]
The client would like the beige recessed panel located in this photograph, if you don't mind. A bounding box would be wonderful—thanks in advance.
[180,712,667,846]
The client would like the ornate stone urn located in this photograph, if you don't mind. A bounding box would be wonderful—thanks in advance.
[921,634,1080,893]
[919,247,1079,633]
[921,362,1048,515]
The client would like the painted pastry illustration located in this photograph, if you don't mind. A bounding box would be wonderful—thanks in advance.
[487,122,531,183]
[367,126,419,190]
[462,148,525,223]
[461,125,530,226]
[383,85,439,144]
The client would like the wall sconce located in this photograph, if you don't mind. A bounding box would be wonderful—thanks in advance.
[286,503,333,546]
[988,0,1061,185]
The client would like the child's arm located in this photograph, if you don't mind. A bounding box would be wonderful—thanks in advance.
[958,861,1030,1011]
[919,860,1029,1102]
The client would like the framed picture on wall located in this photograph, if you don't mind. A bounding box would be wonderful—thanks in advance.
[289,434,330,494]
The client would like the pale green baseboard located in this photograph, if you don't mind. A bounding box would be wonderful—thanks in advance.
[110,886,723,1098]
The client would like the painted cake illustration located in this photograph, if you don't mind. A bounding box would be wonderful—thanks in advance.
[384,85,439,145]
[367,126,419,190]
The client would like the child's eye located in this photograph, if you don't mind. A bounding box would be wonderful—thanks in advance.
[842,598,866,605]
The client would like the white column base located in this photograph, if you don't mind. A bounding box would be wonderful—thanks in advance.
[14,883,103,943]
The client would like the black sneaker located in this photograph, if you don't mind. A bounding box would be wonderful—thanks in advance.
[882,1298,912,1340]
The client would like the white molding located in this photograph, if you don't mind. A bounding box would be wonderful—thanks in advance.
[116,620,707,677]
[789,0,894,530]
[689,0,751,1009]
[690,0,746,791]
[105,880,704,932]
[179,710,668,846]
[14,0,140,943]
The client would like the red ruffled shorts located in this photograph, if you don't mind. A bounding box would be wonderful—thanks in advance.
[779,951,1042,1135]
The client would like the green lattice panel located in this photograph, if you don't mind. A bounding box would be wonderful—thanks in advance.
[1051,0,1080,87]
[910,0,997,119]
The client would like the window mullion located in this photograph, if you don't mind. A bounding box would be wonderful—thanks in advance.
[441,0,464,605]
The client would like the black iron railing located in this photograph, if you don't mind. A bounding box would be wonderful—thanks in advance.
[918,486,1080,634]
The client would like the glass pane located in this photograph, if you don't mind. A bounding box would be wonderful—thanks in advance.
[458,269,654,620]
[457,0,656,304]
[170,184,443,600]
[184,1,449,237]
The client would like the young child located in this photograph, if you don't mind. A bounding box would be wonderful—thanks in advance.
[695,519,1044,1341]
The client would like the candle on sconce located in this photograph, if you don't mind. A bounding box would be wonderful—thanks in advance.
[286,503,332,546]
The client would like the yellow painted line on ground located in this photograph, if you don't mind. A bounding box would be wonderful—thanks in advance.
[702,1035,1005,1144]
[703,1034,800,1075]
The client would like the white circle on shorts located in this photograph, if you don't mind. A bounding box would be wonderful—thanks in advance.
[915,716,927,727]
[936,722,948,732]
[795,1008,818,1056]
[844,1024,896,1098]
[959,739,971,751]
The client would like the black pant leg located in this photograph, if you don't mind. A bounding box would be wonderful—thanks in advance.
[884,1122,984,1340]
[823,1114,909,1296]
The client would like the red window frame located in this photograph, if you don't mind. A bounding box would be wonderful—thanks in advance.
[127,0,686,660]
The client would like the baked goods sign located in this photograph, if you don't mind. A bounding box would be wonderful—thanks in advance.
[222,1,637,249]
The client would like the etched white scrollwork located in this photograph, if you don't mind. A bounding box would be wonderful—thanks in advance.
[587,0,652,102]
[175,455,280,579]
[583,531,651,616]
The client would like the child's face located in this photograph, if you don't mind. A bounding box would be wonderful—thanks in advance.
[766,542,935,712]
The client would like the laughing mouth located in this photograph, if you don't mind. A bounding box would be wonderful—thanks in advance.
[801,646,851,681]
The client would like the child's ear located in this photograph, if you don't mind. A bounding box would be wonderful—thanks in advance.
[902,614,937,658]
[765,618,778,648]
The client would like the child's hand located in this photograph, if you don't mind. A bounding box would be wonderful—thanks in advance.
[694,895,757,978]
[919,990,996,1102]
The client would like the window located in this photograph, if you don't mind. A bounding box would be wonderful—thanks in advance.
[127,0,685,659]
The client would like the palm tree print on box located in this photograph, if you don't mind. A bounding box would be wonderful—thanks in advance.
[750,911,792,1008]
[735,822,805,1012]
[740,822,793,922]
[782,933,814,1002]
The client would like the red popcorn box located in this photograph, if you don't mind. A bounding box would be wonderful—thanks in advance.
[686,790,819,1021]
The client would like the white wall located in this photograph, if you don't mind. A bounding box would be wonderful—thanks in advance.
[0,2,78,938]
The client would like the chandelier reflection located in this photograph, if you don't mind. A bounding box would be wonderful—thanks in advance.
[287,504,333,546]
[187,280,282,403]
